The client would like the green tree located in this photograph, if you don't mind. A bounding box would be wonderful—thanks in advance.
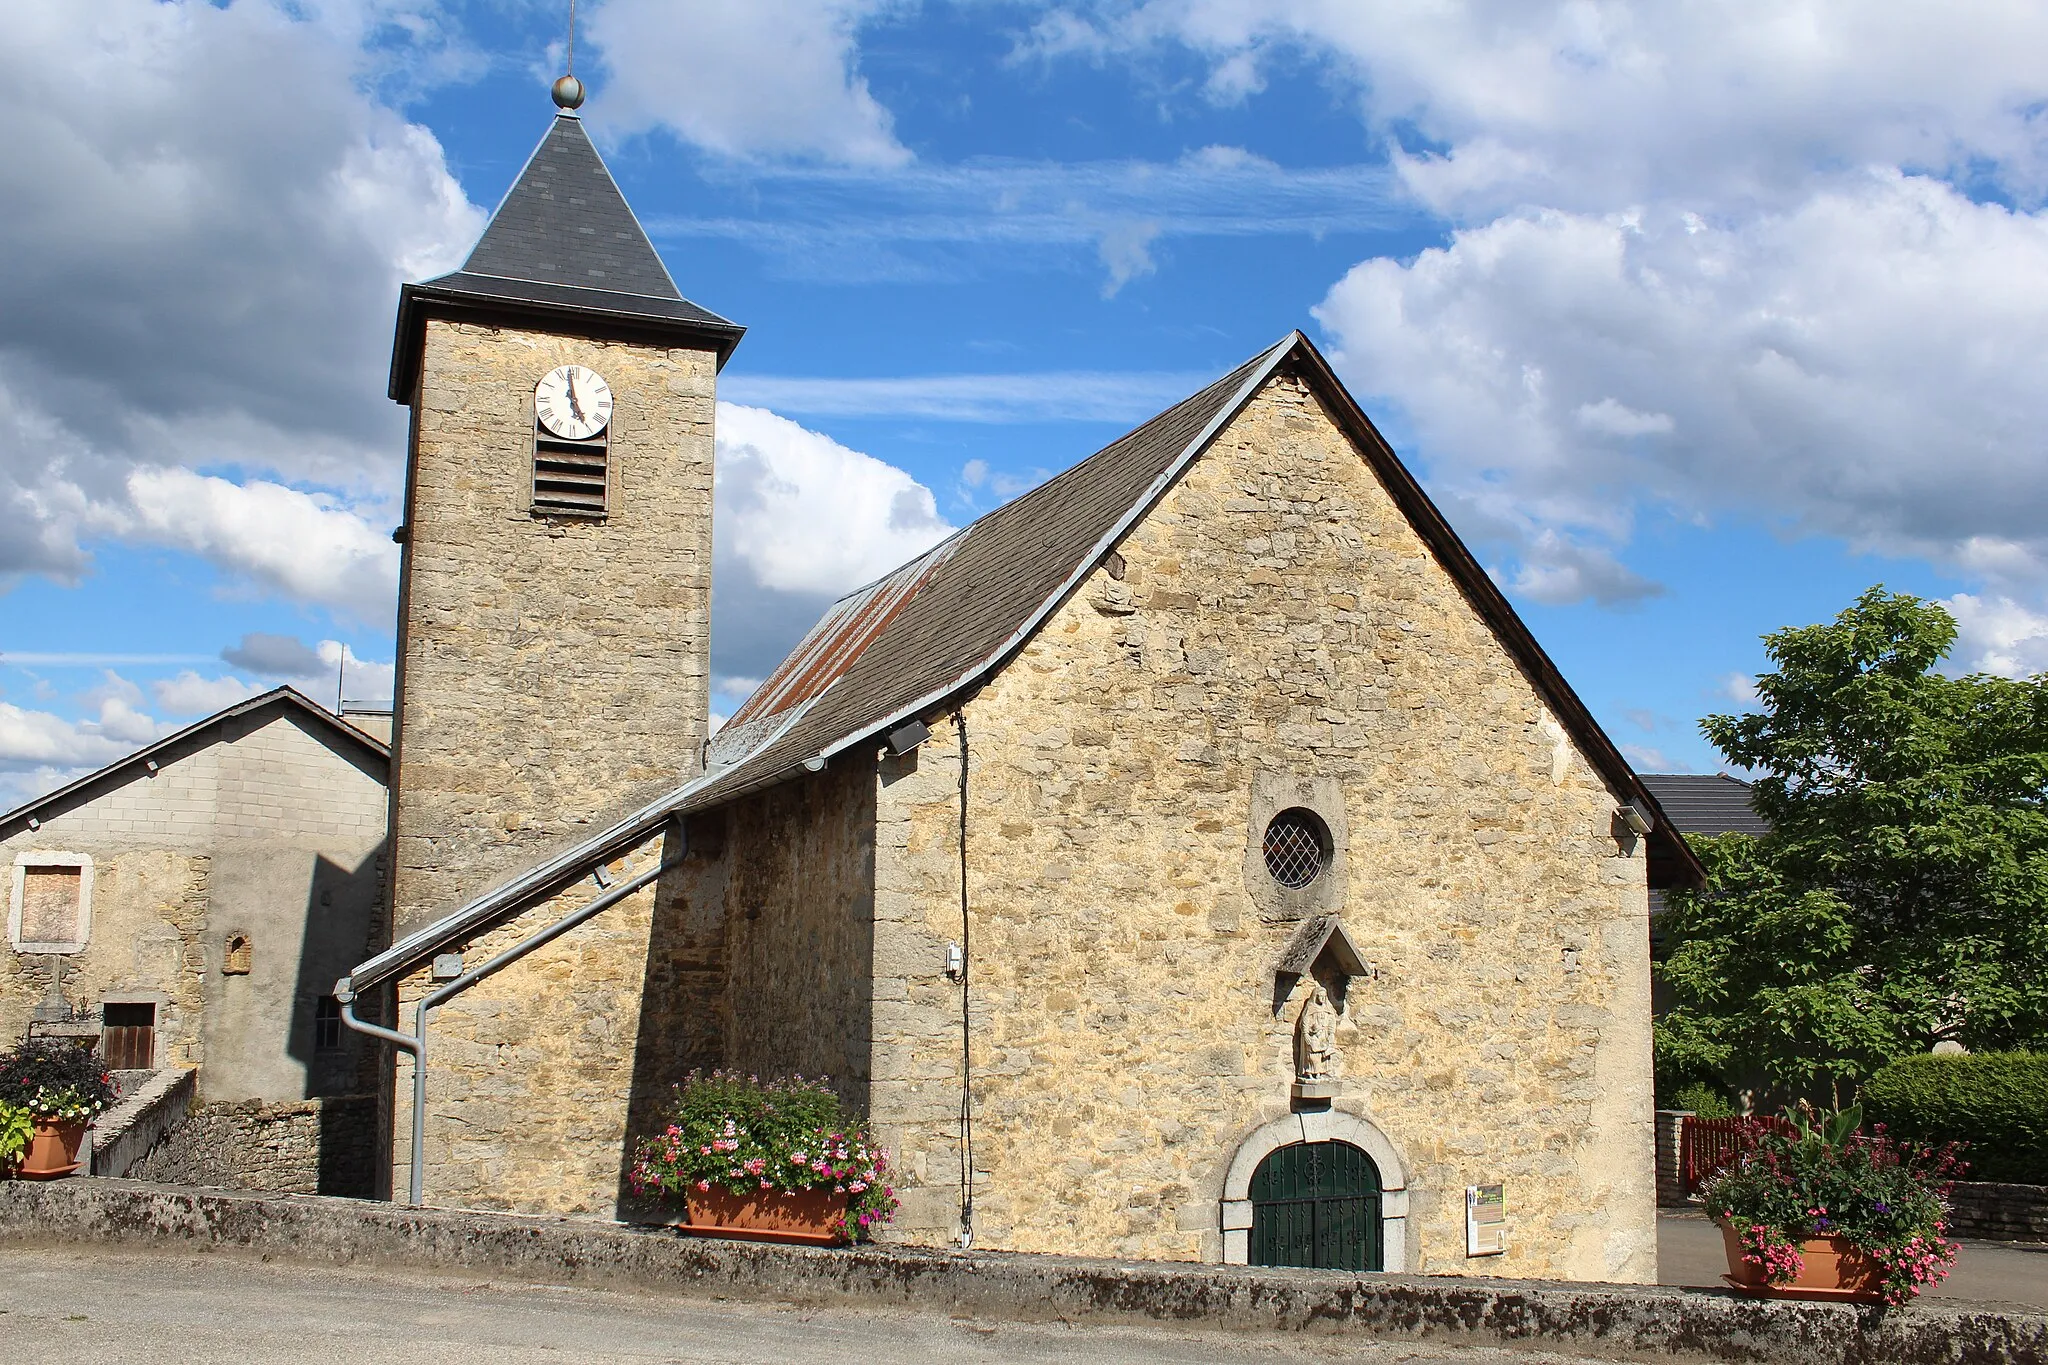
[1656,588,2048,1100]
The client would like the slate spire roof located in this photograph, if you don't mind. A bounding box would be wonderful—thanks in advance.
[388,113,742,400]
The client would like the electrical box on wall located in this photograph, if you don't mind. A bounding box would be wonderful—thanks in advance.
[1466,1183,1507,1256]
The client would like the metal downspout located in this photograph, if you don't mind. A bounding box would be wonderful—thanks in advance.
[338,841,682,1207]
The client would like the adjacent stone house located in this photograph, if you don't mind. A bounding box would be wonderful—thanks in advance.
[0,687,389,1194]
[337,104,1698,1284]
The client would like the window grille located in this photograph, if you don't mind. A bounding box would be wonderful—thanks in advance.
[1263,808,1330,889]
[532,426,610,516]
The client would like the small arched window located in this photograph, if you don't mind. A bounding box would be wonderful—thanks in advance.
[222,933,252,975]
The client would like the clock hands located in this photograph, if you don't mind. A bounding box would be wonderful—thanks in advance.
[565,369,586,424]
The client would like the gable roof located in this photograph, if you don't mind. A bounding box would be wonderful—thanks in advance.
[0,687,388,842]
[346,331,1698,992]
[1639,774,1770,838]
[388,114,743,401]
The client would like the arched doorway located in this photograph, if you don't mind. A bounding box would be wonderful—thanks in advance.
[1219,1109,1408,1270]
[1249,1140,1382,1271]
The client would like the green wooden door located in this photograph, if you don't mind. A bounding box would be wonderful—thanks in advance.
[1249,1140,1382,1271]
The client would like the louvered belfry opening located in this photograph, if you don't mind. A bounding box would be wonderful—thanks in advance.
[533,423,610,516]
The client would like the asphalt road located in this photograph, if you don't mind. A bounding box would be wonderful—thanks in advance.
[1657,1209,2048,1312]
[0,1246,1602,1365]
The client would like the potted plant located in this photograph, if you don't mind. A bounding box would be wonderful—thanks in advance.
[0,1039,117,1179]
[0,1101,32,1178]
[1700,1103,1965,1304]
[629,1070,897,1245]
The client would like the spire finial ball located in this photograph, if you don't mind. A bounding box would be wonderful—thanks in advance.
[552,74,586,110]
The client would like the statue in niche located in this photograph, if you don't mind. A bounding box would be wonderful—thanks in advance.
[1294,983,1340,1082]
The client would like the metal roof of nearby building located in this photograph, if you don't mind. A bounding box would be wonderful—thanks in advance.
[388,114,743,400]
[0,687,389,842]
[1638,774,1770,838]
[348,330,1701,992]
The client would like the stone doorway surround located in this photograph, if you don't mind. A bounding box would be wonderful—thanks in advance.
[1219,1108,1410,1270]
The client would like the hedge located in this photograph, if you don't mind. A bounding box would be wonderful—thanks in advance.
[1858,1052,2048,1185]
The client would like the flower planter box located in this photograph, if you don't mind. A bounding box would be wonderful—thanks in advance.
[1718,1221,1884,1302]
[680,1186,847,1246]
[17,1118,87,1180]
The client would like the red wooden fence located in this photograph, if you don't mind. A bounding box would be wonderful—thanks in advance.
[1680,1115,1795,1194]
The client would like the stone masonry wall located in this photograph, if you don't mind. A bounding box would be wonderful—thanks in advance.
[390,839,666,1216]
[0,850,209,1068]
[396,758,879,1219]
[131,1093,380,1197]
[389,319,716,935]
[384,318,718,1213]
[2,710,388,1105]
[867,373,1658,1283]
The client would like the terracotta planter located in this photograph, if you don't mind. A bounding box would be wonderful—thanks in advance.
[681,1185,848,1246]
[17,1118,87,1180]
[1718,1221,1885,1302]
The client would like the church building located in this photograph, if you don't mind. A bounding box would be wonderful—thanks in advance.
[337,90,1698,1285]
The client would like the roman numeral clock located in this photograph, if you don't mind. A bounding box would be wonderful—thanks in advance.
[532,363,614,515]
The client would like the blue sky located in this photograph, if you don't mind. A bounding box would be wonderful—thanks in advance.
[5,0,2048,807]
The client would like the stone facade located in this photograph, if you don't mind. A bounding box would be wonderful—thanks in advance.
[388,319,717,936]
[0,705,388,1106]
[130,1093,381,1197]
[382,313,722,1212]
[855,375,1656,1280]
[392,758,884,1216]
[385,372,1658,1284]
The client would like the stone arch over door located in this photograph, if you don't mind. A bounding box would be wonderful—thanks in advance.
[1219,1108,1410,1270]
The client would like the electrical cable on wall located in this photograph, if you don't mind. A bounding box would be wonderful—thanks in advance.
[955,707,975,1249]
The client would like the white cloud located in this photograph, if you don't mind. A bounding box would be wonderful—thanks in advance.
[1040,2,2048,216]
[715,403,953,598]
[0,0,475,601]
[1097,219,1162,297]
[1719,673,1760,705]
[720,368,1218,423]
[588,0,911,167]
[152,671,262,717]
[1943,593,2048,678]
[1038,3,2048,621]
[711,403,952,690]
[650,150,1415,291]
[118,469,399,624]
[1621,744,1678,773]
[0,670,164,780]
[1314,173,2048,600]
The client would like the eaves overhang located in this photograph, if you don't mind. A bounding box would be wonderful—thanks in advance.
[387,278,746,402]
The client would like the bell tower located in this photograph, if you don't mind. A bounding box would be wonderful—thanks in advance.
[384,86,742,935]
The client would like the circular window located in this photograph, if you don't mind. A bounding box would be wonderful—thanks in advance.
[1263,808,1331,889]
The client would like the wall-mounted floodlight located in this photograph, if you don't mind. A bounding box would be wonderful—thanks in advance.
[944,942,964,978]
[887,719,931,756]
[1619,802,1654,837]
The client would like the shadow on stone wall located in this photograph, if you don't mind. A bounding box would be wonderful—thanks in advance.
[614,817,726,1220]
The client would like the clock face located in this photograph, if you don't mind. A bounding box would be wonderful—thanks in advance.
[535,365,613,441]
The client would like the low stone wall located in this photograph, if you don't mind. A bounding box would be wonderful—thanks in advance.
[1949,1182,2048,1244]
[0,1180,2042,1365]
[1657,1110,1692,1206]
[128,1094,378,1199]
[90,1068,196,1178]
